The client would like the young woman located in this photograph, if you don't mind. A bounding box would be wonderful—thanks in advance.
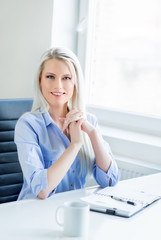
[14,47,120,200]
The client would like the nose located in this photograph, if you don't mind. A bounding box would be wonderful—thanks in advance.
[54,78,62,89]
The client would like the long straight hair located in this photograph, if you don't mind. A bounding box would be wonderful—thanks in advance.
[32,47,94,179]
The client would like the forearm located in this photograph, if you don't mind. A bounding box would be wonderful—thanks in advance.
[38,143,81,199]
[89,129,112,173]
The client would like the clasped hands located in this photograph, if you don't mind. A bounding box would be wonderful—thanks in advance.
[59,109,95,144]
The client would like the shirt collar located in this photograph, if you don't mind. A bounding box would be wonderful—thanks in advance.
[43,111,55,127]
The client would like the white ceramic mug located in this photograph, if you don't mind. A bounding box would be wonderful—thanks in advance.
[55,201,89,237]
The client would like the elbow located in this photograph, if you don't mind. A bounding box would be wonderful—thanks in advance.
[37,190,48,200]
[111,172,120,187]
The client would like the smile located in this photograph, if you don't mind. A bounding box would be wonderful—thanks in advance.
[51,92,65,96]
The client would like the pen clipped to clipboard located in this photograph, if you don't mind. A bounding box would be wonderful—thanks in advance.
[110,195,136,205]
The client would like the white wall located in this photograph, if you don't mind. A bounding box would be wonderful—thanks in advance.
[0,0,53,99]
[52,0,79,54]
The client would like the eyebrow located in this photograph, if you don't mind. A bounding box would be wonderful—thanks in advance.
[45,72,72,76]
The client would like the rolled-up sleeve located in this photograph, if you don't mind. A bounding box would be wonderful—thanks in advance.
[93,159,120,188]
[15,117,48,197]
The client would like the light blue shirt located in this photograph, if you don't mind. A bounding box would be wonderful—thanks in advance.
[14,111,119,200]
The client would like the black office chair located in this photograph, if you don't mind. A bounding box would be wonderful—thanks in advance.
[0,99,33,203]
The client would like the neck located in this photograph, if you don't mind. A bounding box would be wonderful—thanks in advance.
[49,104,68,122]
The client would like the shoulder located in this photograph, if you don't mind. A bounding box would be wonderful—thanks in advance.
[15,112,44,132]
[86,112,98,127]
[14,112,45,141]
[17,112,42,125]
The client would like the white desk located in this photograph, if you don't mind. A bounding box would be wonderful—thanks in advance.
[0,173,161,240]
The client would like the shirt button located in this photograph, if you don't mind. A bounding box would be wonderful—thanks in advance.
[71,184,73,187]
[73,170,75,173]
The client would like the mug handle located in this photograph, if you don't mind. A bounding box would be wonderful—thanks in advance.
[55,206,64,227]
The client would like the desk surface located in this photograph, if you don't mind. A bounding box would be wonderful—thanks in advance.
[0,173,161,240]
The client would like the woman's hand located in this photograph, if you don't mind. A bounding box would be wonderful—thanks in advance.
[69,119,84,146]
[60,109,96,138]
[59,109,85,146]
[81,119,96,137]
[61,109,85,132]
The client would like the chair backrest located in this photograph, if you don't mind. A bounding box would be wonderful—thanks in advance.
[0,99,33,203]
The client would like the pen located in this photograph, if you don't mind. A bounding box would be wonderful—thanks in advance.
[110,195,136,206]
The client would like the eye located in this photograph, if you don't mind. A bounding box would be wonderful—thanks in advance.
[46,75,54,79]
[63,76,72,80]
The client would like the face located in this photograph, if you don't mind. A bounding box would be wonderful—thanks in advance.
[40,59,75,109]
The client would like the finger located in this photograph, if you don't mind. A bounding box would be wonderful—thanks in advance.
[66,109,83,119]
[77,118,85,128]
[66,108,79,117]
[63,115,84,131]
[58,117,66,123]
[66,111,84,122]
[62,110,79,130]
[62,119,70,132]
[63,112,84,131]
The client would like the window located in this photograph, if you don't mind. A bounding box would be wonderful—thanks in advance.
[86,0,161,117]
[75,0,161,167]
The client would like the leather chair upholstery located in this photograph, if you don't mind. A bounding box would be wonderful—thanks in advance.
[0,99,33,203]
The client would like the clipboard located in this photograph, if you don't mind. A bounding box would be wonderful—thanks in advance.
[81,185,161,217]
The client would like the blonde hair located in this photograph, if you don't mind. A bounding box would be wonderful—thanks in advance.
[32,47,94,180]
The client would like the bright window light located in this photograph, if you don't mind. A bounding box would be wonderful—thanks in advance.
[87,0,161,117]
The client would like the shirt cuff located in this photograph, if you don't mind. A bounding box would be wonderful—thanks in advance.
[94,160,120,188]
[30,168,48,196]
